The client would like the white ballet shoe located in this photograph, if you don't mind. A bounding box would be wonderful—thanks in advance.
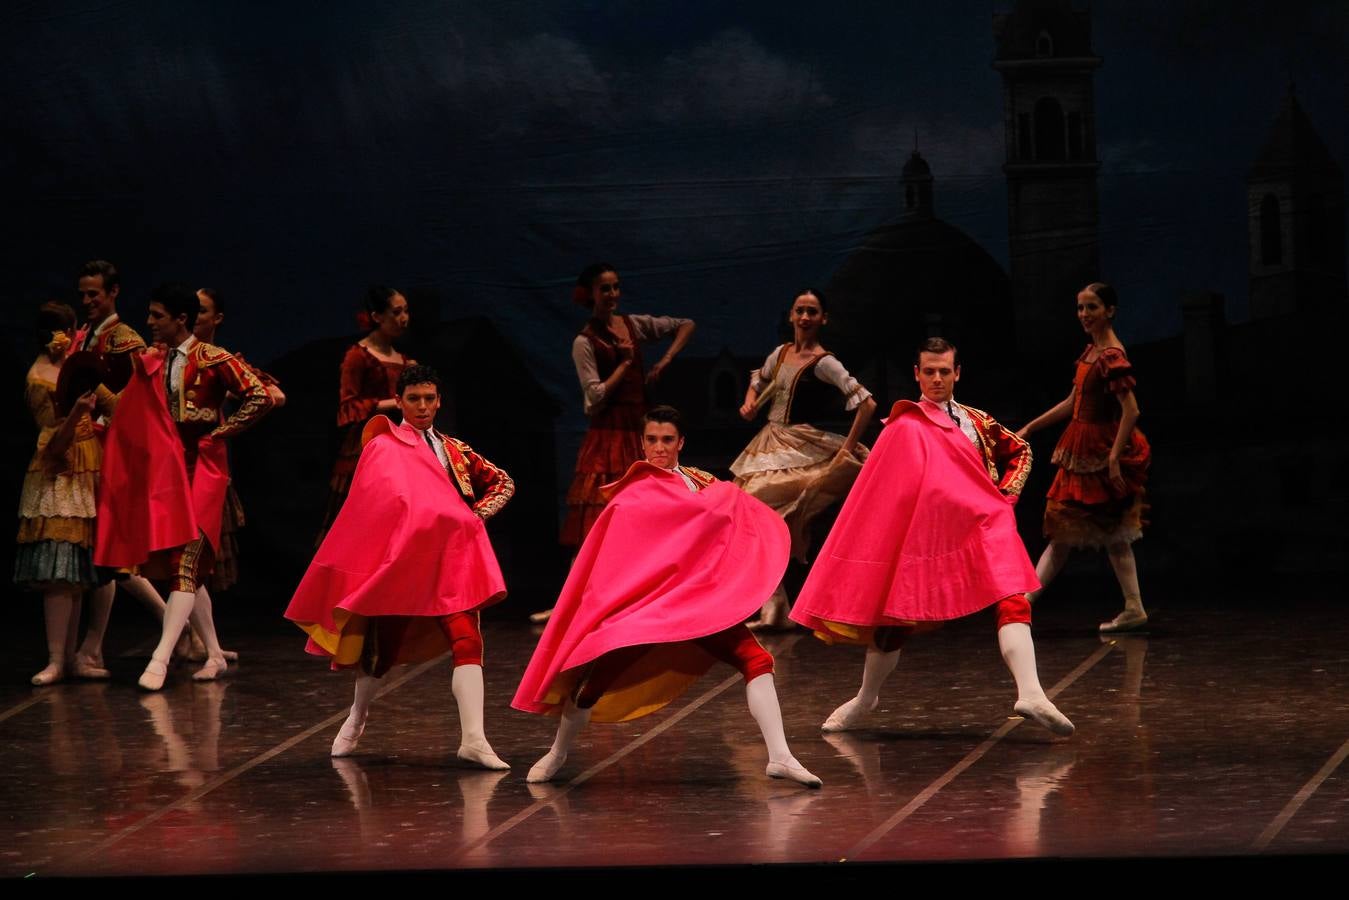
[821,695,878,732]
[192,656,228,682]
[331,715,367,757]
[529,608,553,625]
[526,750,566,783]
[1014,697,1075,736]
[138,657,170,692]
[457,740,510,771]
[31,661,64,686]
[766,759,823,788]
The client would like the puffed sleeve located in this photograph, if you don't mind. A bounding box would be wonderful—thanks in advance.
[812,355,872,411]
[626,313,693,343]
[1098,348,1138,395]
[337,345,380,427]
[749,347,782,394]
[572,335,606,416]
[26,382,56,429]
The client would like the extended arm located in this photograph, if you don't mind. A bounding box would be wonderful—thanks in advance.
[646,319,696,384]
[1016,388,1075,440]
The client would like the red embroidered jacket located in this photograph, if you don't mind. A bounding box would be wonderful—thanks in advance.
[76,315,146,393]
[435,433,515,520]
[162,341,272,441]
[958,402,1033,499]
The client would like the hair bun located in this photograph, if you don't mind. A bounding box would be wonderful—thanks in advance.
[572,284,593,307]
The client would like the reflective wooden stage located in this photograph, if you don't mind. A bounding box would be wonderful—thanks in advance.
[2,597,1346,878]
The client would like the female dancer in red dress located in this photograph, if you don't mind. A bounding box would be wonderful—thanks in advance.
[532,264,694,623]
[1017,283,1151,633]
[317,287,414,543]
[560,263,695,547]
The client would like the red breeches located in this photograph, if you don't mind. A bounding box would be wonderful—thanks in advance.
[995,593,1032,630]
[575,624,774,709]
[695,624,776,682]
[438,611,484,667]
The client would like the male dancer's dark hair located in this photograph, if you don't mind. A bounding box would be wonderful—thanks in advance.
[79,259,120,291]
[397,364,443,396]
[915,336,959,367]
[643,404,683,436]
[151,282,201,323]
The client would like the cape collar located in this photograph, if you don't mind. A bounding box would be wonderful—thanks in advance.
[883,398,957,429]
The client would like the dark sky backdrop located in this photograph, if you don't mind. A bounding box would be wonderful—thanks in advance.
[4,1,1347,428]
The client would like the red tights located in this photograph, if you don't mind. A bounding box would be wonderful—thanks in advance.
[576,624,774,709]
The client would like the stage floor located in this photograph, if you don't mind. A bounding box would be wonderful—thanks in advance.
[2,598,1346,877]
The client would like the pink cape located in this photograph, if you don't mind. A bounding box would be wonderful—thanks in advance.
[93,351,212,567]
[285,417,507,664]
[512,462,789,722]
[790,400,1039,633]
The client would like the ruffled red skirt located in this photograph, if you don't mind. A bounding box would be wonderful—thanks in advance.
[1044,420,1150,547]
[559,403,643,548]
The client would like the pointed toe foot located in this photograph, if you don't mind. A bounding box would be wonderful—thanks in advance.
[767,760,823,788]
[137,658,169,692]
[526,751,565,784]
[1014,697,1075,737]
[821,696,877,733]
[458,742,510,770]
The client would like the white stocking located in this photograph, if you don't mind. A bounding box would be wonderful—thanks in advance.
[746,673,821,787]
[526,699,591,783]
[822,646,899,732]
[452,665,508,769]
[998,622,1046,701]
[999,623,1074,736]
[150,590,196,665]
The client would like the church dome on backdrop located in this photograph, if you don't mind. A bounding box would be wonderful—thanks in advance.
[824,149,1012,401]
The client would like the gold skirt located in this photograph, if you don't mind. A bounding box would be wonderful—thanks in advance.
[730,422,865,561]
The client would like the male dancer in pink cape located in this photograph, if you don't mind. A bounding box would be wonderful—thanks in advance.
[514,405,821,787]
[286,365,514,769]
[792,338,1073,736]
[95,282,273,690]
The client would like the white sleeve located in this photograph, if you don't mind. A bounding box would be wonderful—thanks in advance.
[627,313,692,342]
[572,336,606,416]
[749,347,780,394]
[814,355,872,411]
